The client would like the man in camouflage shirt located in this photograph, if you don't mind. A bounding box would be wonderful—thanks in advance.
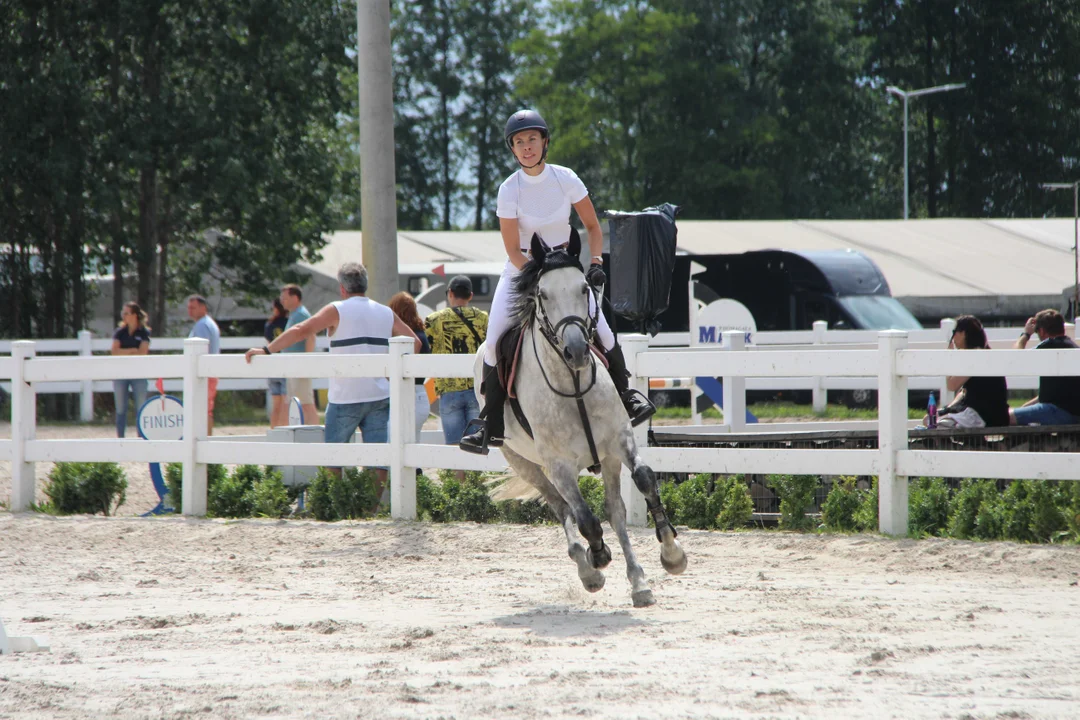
[425,276,489,458]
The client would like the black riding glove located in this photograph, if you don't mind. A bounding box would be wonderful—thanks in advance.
[586,264,606,289]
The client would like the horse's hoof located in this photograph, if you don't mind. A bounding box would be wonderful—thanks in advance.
[587,544,612,570]
[632,589,656,608]
[660,543,688,576]
[581,572,606,593]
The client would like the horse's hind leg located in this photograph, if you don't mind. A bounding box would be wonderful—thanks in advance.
[601,455,654,607]
[618,434,687,576]
[501,446,605,593]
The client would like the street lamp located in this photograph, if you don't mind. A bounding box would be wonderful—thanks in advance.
[1040,181,1080,318]
[886,83,966,220]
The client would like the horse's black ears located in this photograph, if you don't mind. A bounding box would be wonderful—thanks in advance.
[530,233,546,264]
[568,227,581,261]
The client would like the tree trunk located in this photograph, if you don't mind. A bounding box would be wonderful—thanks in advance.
[924,0,937,218]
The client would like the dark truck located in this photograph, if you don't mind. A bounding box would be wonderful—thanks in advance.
[607,248,925,408]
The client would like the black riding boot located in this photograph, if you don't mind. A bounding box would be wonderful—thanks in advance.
[459,362,506,455]
[604,344,656,427]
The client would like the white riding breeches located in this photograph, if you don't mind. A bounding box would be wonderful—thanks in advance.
[484,260,615,366]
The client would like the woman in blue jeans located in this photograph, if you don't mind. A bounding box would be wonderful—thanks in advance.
[111,301,151,437]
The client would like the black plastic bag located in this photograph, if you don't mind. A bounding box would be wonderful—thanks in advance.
[606,203,679,336]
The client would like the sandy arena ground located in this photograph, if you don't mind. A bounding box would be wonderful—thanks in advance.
[3,423,1080,719]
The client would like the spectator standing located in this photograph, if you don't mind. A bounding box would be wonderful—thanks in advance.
[246,263,421,507]
[931,315,1008,428]
[187,295,221,435]
[111,301,151,437]
[265,298,289,427]
[425,276,488,466]
[280,284,319,425]
[1011,309,1080,425]
[388,291,432,440]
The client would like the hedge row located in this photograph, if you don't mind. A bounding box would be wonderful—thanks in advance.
[820,476,1080,542]
[38,462,128,516]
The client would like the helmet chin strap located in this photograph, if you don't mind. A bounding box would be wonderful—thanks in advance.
[516,139,549,169]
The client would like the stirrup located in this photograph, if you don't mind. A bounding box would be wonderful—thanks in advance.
[621,389,656,427]
[458,418,502,455]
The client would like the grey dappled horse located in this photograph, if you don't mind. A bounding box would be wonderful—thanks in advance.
[474,233,686,607]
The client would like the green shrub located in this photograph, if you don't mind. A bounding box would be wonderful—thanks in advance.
[1001,481,1035,542]
[577,475,607,521]
[909,477,951,537]
[973,487,1005,540]
[768,474,818,531]
[821,476,862,532]
[436,471,498,523]
[657,474,752,530]
[947,479,998,539]
[1029,480,1067,542]
[307,468,338,521]
[42,462,128,516]
[852,478,878,532]
[1062,482,1080,543]
[311,467,379,521]
[247,469,291,518]
[498,498,553,524]
[715,475,753,530]
[208,465,259,518]
[164,463,225,513]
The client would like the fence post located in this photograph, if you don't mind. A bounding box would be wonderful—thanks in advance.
[620,333,649,526]
[181,338,209,516]
[721,331,746,432]
[78,330,94,422]
[10,342,37,511]
[877,331,909,536]
[938,318,956,405]
[388,337,416,520]
[811,321,828,413]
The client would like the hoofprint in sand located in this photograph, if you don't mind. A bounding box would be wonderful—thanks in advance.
[1,515,1079,719]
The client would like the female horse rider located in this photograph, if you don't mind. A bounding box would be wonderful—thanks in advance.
[459,109,655,454]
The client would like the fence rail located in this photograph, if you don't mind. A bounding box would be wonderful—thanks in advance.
[3,331,1079,535]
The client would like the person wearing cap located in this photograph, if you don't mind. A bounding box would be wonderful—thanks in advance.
[458,109,655,455]
[425,276,489,465]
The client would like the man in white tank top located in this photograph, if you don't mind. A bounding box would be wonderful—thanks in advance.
[245,262,421,504]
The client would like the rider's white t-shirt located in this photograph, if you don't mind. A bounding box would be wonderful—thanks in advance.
[496,164,588,252]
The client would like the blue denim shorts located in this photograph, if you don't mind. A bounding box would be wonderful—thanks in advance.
[1012,402,1078,426]
[324,398,390,444]
[268,378,286,396]
[440,388,480,445]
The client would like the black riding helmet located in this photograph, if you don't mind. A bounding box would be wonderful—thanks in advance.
[504,109,549,168]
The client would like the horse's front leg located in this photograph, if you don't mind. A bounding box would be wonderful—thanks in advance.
[601,455,654,607]
[548,460,611,571]
[501,446,604,592]
[619,434,687,575]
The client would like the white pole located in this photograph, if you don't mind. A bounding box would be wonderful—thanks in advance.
[10,341,37,511]
[78,330,93,422]
[1073,182,1078,317]
[721,330,746,432]
[902,94,909,220]
[620,333,649,526]
[688,279,702,425]
[877,331,909,536]
[181,338,209,516]
[388,336,416,520]
[939,317,956,406]
[811,321,827,413]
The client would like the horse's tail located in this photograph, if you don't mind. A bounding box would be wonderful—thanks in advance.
[488,473,542,502]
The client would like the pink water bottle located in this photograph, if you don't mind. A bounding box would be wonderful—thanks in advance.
[927,392,938,429]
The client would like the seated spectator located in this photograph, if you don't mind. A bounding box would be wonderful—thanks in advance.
[930,315,1008,428]
[388,291,432,440]
[1010,309,1080,426]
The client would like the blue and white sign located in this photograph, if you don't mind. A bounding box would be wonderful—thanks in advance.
[137,395,184,514]
[137,395,184,441]
[694,298,757,346]
[288,396,303,426]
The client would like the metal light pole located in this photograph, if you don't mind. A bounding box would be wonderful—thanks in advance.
[885,83,966,220]
[1041,181,1080,317]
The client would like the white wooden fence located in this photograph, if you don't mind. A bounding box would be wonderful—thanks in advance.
[4,331,1080,534]
[3,319,1073,423]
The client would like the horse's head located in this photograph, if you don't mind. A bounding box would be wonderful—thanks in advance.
[526,229,595,371]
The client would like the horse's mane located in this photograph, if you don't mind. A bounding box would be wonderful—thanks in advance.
[507,249,584,327]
